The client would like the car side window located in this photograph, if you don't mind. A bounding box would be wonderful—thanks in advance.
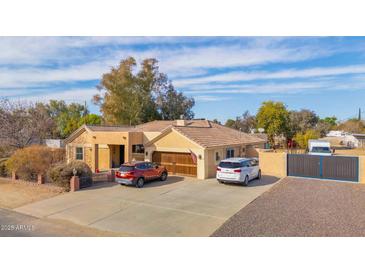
[250,159,259,166]
[241,161,250,167]
[145,163,153,169]
[136,163,146,170]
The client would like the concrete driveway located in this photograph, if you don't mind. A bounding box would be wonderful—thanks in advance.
[15,175,279,236]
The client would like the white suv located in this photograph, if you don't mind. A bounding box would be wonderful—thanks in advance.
[216,157,261,186]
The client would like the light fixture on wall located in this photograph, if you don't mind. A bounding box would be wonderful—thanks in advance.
[198,154,202,160]
[146,151,148,156]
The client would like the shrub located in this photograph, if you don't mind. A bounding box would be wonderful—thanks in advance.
[0,146,13,158]
[0,158,9,177]
[293,129,321,149]
[6,145,65,181]
[47,160,92,191]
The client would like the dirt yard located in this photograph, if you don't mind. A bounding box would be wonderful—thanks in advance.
[0,178,62,209]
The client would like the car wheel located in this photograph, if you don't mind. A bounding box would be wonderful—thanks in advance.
[160,172,167,181]
[257,170,261,180]
[242,175,249,186]
[136,177,145,188]
[217,179,223,184]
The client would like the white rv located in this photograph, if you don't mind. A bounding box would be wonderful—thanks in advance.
[308,140,332,156]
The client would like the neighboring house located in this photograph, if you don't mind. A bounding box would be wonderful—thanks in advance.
[252,133,270,149]
[44,139,64,148]
[327,130,347,137]
[322,131,365,148]
[64,119,265,179]
[346,134,365,148]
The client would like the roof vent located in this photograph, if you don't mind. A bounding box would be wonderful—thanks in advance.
[176,119,187,126]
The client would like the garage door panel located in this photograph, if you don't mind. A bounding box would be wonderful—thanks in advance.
[152,151,197,177]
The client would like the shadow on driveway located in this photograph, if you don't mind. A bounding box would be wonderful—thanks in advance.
[86,175,186,190]
[218,175,280,188]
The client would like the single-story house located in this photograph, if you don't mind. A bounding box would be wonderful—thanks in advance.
[64,119,266,179]
[322,132,365,148]
[347,134,365,148]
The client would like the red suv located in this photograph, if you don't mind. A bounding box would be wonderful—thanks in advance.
[115,161,168,188]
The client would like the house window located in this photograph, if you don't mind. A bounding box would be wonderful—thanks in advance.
[132,144,145,154]
[76,147,83,160]
[215,152,220,162]
[226,148,234,158]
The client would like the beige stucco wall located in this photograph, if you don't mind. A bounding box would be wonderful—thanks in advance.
[206,149,218,178]
[150,130,201,150]
[258,151,287,178]
[359,156,365,184]
[143,132,161,143]
[65,130,93,166]
[66,129,147,171]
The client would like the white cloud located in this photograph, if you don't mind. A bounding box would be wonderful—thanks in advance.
[0,42,334,89]
[193,95,232,102]
[184,81,327,95]
[173,64,365,88]
[7,88,97,103]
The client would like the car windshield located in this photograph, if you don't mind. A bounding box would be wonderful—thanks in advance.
[311,147,331,153]
[219,162,242,168]
[119,165,135,172]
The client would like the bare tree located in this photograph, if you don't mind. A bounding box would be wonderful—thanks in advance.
[0,99,55,150]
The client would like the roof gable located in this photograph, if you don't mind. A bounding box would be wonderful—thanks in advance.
[64,125,88,144]
[145,127,204,149]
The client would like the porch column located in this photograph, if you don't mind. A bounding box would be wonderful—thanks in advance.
[91,144,99,172]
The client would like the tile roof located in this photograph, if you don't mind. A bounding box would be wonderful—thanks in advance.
[86,125,135,132]
[82,120,265,148]
[171,121,265,148]
[134,120,175,132]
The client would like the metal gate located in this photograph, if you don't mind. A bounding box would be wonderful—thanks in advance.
[287,154,359,182]
[79,176,93,189]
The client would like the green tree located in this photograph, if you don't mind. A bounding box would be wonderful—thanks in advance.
[288,109,319,138]
[225,118,237,129]
[321,116,337,127]
[94,57,195,125]
[256,101,290,146]
[156,84,195,120]
[316,116,337,137]
[41,100,89,138]
[79,114,102,126]
[293,129,320,149]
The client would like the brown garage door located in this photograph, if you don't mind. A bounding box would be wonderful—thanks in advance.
[152,151,197,177]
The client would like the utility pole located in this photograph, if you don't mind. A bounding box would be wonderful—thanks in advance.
[359,108,362,121]
[83,101,88,117]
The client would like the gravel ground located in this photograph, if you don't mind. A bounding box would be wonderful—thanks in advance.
[212,177,365,237]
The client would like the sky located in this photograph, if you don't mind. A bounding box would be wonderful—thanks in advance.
[1,36,365,123]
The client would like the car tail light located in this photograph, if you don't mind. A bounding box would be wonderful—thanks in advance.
[233,169,241,173]
[124,171,135,178]
[216,167,221,171]
[116,171,134,178]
